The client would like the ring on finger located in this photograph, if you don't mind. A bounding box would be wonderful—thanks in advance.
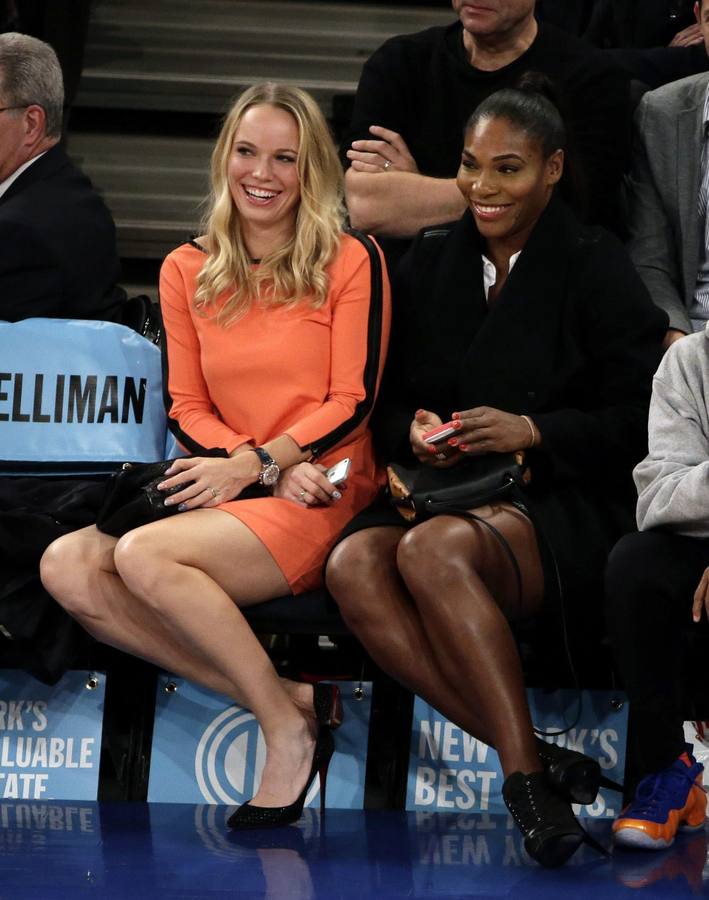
[298,488,307,499]
[383,159,392,170]
[209,487,218,499]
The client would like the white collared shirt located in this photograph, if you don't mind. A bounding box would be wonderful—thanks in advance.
[481,250,521,302]
[0,151,47,200]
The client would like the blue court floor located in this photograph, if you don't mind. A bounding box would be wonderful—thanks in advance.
[0,800,707,899]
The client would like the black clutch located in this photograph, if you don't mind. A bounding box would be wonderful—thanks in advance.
[95,448,265,538]
[387,451,531,523]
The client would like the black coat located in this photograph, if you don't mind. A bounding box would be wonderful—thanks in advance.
[0,143,125,322]
[373,197,668,599]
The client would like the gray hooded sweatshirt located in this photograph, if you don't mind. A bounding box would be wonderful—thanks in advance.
[635,321,709,536]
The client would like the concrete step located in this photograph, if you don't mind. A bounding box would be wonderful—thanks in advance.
[69,131,212,259]
[71,0,453,258]
[76,0,452,114]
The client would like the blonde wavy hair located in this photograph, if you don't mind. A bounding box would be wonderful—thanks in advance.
[194,83,345,325]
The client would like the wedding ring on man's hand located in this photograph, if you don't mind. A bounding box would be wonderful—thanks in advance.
[209,487,218,498]
[383,159,392,170]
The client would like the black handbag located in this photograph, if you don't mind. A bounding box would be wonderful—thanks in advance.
[387,451,530,523]
[96,448,268,538]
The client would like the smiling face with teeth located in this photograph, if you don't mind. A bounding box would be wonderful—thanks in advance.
[456,114,563,257]
[227,103,301,253]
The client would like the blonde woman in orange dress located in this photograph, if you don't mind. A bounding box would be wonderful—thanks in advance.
[39,83,390,829]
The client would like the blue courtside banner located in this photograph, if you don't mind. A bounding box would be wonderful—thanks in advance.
[0,318,168,473]
[0,670,105,801]
[406,688,627,819]
[148,676,371,807]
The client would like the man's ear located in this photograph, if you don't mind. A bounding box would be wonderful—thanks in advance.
[23,104,47,143]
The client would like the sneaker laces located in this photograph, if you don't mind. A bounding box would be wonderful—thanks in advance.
[629,764,701,818]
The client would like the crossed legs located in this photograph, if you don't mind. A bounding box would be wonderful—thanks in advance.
[326,503,545,775]
[40,510,315,808]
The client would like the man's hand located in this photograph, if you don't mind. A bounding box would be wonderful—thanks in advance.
[347,126,419,174]
[669,23,704,47]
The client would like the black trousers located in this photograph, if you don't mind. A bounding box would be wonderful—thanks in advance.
[605,530,709,789]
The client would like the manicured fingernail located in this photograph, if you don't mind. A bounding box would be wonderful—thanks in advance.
[416,409,424,415]
[459,444,469,451]
[163,467,174,475]
[163,498,173,506]
[427,444,437,453]
[454,421,463,429]
[448,438,458,446]
[177,503,187,512]
[452,412,460,419]
[332,491,342,500]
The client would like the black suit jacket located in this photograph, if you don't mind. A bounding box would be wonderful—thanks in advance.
[374,197,668,595]
[0,143,124,322]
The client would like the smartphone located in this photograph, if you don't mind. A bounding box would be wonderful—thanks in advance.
[422,421,458,444]
[326,458,351,486]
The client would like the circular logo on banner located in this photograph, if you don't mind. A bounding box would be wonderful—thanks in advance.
[194,708,321,806]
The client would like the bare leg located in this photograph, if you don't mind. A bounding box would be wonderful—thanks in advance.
[40,525,317,716]
[327,527,497,745]
[327,505,545,776]
[41,525,269,699]
[397,504,545,775]
[40,511,314,808]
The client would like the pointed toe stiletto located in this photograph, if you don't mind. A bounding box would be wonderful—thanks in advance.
[536,737,623,805]
[313,682,343,730]
[227,728,334,831]
[503,771,608,868]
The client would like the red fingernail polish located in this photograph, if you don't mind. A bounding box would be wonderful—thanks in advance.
[459,444,469,451]
[448,438,458,446]
[452,412,460,419]
[427,444,437,453]
[454,421,463,429]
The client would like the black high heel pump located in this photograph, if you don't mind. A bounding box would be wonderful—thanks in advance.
[313,682,343,730]
[536,737,623,805]
[503,771,609,868]
[227,727,334,831]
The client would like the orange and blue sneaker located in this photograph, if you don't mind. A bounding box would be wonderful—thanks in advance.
[613,746,707,850]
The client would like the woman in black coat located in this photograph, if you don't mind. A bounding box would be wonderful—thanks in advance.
[326,83,667,867]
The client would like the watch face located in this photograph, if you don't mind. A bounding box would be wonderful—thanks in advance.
[260,463,280,487]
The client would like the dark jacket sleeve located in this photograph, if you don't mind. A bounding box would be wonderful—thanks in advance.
[562,55,632,231]
[607,45,708,91]
[533,233,667,484]
[0,219,63,322]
